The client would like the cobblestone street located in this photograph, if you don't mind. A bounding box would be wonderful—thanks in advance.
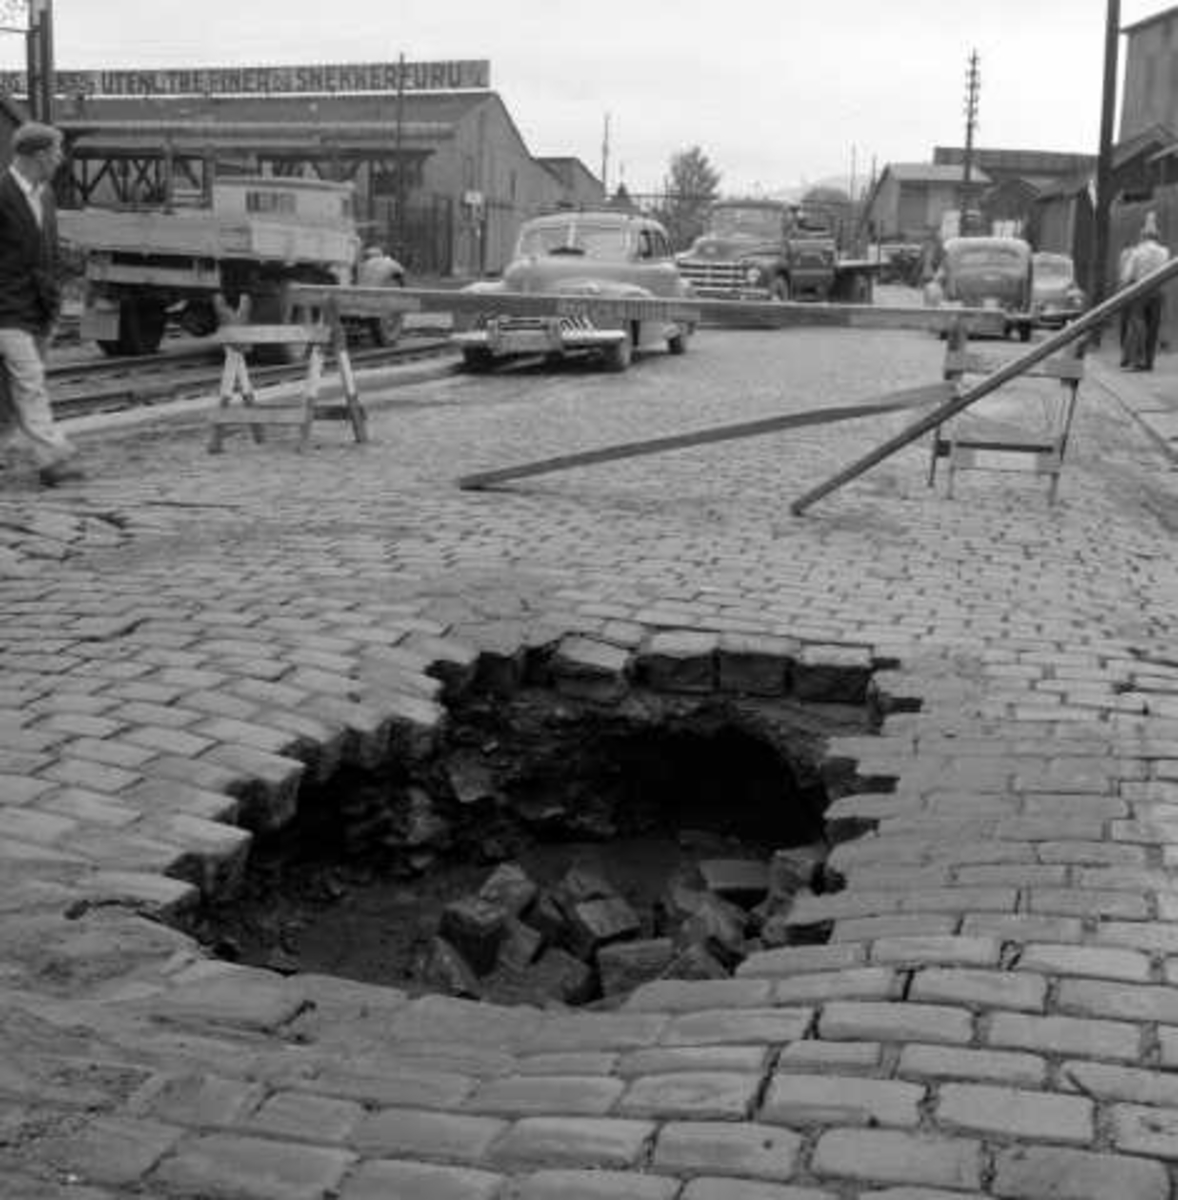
[2,321,1178,1199]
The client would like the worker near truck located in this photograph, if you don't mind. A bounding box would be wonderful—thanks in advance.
[0,121,83,486]
[1120,212,1170,372]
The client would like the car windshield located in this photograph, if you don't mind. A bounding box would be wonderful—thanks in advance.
[517,221,630,259]
[952,246,1027,271]
[708,206,783,239]
[1034,257,1074,280]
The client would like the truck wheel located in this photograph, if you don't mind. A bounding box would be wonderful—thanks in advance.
[369,313,404,347]
[1018,322,1032,343]
[769,277,788,302]
[369,279,405,347]
[667,325,690,355]
[98,298,167,356]
[461,348,495,373]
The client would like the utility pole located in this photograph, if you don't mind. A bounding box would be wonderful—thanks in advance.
[1092,0,1120,314]
[22,0,54,122]
[960,49,981,232]
[394,51,406,261]
[601,112,610,197]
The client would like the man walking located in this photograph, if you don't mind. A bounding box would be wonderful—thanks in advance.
[0,121,83,485]
[1122,211,1171,373]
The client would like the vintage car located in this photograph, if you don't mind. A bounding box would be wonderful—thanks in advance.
[451,209,695,371]
[1030,251,1086,329]
[923,235,1034,341]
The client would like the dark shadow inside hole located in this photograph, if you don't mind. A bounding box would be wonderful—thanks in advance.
[195,685,865,1001]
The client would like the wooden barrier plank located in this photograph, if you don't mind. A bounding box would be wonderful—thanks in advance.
[287,284,1007,336]
[458,381,954,491]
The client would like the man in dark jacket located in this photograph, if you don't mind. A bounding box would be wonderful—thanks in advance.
[0,121,83,485]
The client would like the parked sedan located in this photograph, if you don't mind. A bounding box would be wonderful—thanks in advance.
[451,209,695,372]
[1031,252,1087,329]
[923,236,1034,341]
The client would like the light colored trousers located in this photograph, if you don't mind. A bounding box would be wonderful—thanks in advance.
[0,327,74,468]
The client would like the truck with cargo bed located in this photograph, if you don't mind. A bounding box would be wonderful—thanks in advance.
[58,176,402,356]
[675,198,878,305]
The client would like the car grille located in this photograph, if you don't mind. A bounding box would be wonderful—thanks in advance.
[480,313,595,332]
[678,260,743,294]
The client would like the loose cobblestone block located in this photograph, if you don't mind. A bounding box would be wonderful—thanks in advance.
[506,1168,679,1200]
[869,935,1002,969]
[40,1115,182,1186]
[898,1044,1046,1088]
[1057,977,1178,1024]
[78,870,199,919]
[936,1083,1093,1144]
[201,744,305,832]
[618,1071,760,1121]
[819,1001,972,1045]
[736,943,867,978]
[991,1144,1168,1200]
[652,1120,803,1181]
[340,1158,503,1200]
[146,969,307,1033]
[791,644,872,703]
[548,636,630,697]
[529,1011,668,1053]
[832,915,958,942]
[1060,1060,1178,1106]
[155,1132,355,1200]
[246,1091,364,1144]
[291,1062,476,1110]
[960,914,1084,943]
[909,968,1047,1012]
[1016,943,1152,982]
[716,633,797,696]
[810,1129,983,1191]
[777,1041,883,1072]
[636,630,718,692]
[1110,1102,1178,1157]
[771,968,902,1005]
[351,1107,507,1161]
[660,1007,814,1047]
[132,1071,265,1128]
[464,1075,623,1116]
[617,1045,769,1078]
[761,1073,923,1128]
[681,1180,836,1200]
[987,1013,1142,1062]
[624,978,772,1012]
[490,1116,653,1168]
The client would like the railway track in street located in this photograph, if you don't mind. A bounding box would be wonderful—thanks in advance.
[47,333,458,420]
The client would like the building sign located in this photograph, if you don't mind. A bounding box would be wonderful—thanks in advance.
[0,59,491,97]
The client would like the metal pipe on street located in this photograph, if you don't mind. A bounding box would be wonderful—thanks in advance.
[790,255,1178,515]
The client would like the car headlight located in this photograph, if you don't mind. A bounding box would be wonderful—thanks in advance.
[744,265,763,286]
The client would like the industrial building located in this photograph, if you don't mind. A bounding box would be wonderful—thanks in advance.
[0,60,605,277]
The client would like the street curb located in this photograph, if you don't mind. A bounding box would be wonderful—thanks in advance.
[1088,358,1178,464]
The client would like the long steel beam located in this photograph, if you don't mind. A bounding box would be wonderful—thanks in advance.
[457,383,955,491]
[789,254,1178,515]
[287,284,1008,335]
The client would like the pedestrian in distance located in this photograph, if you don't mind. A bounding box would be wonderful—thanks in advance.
[0,120,84,486]
[1121,211,1171,373]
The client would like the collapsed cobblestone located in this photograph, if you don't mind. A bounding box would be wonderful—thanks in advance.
[1,328,1177,1196]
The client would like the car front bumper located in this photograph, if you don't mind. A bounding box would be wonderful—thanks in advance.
[451,315,626,358]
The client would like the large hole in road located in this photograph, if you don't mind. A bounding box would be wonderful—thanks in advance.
[195,646,886,1008]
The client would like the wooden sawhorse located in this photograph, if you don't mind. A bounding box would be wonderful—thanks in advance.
[207,320,368,454]
[928,324,1085,504]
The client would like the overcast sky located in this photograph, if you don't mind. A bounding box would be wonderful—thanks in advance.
[1,1,1167,195]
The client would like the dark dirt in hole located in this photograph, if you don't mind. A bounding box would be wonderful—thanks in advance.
[196,686,871,1005]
